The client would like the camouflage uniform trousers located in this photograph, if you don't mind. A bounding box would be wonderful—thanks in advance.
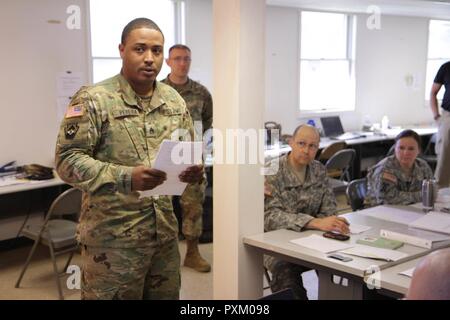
[80,239,180,300]
[268,258,310,300]
[179,175,207,240]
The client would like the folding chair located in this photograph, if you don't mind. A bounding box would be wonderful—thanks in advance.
[15,187,82,300]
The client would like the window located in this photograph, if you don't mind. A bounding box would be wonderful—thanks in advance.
[425,19,450,100]
[89,0,184,83]
[299,11,356,113]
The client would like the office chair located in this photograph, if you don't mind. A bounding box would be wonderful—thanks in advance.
[325,149,356,194]
[420,133,437,171]
[15,187,82,300]
[318,141,348,178]
[346,178,367,211]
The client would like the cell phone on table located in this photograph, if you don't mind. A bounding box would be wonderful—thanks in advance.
[327,253,353,262]
[323,231,350,241]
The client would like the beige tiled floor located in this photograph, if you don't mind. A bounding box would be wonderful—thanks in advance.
[0,240,213,300]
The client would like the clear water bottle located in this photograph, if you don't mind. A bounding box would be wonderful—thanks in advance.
[422,179,438,212]
[381,115,389,130]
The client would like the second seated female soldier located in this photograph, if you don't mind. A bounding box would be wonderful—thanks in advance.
[366,129,434,206]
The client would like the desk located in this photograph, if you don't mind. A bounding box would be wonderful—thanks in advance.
[243,206,450,300]
[364,257,422,298]
[0,176,67,241]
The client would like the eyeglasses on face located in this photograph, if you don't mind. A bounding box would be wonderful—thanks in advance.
[295,141,319,151]
[171,56,191,63]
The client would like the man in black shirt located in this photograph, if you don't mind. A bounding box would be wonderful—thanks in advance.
[430,61,450,187]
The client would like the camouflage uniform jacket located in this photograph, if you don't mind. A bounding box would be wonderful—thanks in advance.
[264,154,337,233]
[55,74,194,248]
[161,76,213,137]
[365,155,433,206]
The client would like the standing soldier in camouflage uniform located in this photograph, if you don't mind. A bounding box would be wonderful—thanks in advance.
[366,129,433,206]
[264,124,349,299]
[55,18,204,300]
[162,45,213,273]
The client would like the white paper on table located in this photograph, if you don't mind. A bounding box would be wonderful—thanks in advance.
[139,140,203,197]
[339,244,408,262]
[358,205,425,225]
[0,176,25,187]
[408,212,450,235]
[349,223,371,234]
[289,234,354,254]
[399,267,415,278]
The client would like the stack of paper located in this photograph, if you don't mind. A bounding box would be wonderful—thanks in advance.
[399,267,415,278]
[349,224,371,234]
[380,227,450,249]
[358,205,425,225]
[289,234,353,253]
[139,140,203,197]
[339,245,408,262]
[408,212,450,235]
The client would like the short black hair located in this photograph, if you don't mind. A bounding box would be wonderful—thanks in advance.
[395,129,422,149]
[168,44,191,55]
[121,18,164,44]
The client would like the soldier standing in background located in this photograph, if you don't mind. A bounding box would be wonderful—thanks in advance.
[55,18,203,299]
[162,44,213,273]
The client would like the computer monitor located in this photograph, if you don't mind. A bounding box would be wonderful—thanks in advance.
[320,116,345,137]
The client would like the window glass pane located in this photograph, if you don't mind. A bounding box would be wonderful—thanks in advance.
[93,58,171,83]
[90,0,175,58]
[301,11,347,59]
[428,20,450,59]
[92,59,122,83]
[300,60,355,111]
[425,59,446,100]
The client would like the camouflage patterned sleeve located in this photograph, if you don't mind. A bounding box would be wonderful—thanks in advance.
[202,91,213,133]
[55,90,134,194]
[371,169,420,205]
[317,175,338,217]
[264,177,315,232]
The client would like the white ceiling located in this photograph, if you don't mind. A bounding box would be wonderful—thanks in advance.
[267,0,450,20]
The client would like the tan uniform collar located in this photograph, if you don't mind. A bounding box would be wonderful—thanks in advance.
[117,73,165,112]
[280,153,317,187]
[163,75,193,91]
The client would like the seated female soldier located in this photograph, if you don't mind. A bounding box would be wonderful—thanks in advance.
[365,129,433,206]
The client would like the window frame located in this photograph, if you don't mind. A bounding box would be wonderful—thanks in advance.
[86,0,185,84]
[298,10,357,116]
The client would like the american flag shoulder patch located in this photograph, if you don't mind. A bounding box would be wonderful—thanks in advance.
[65,104,84,118]
[382,171,397,184]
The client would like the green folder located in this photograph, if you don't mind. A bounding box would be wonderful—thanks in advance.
[356,236,404,250]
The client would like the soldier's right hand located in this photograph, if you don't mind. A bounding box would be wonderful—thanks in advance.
[131,166,167,191]
[306,216,350,234]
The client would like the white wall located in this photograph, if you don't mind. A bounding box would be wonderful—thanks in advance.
[185,0,214,91]
[0,0,89,167]
[265,6,438,135]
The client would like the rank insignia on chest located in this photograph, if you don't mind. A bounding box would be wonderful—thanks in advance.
[145,124,156,137]
[65,123,79,140]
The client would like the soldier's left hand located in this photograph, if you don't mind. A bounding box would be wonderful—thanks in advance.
[179,165,204,184]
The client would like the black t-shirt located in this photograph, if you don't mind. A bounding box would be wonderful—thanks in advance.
[434,61,450,111]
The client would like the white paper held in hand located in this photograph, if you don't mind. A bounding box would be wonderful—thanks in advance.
[139,140,203,197]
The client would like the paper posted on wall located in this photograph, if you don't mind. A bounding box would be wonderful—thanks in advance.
[139,140,203,197]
